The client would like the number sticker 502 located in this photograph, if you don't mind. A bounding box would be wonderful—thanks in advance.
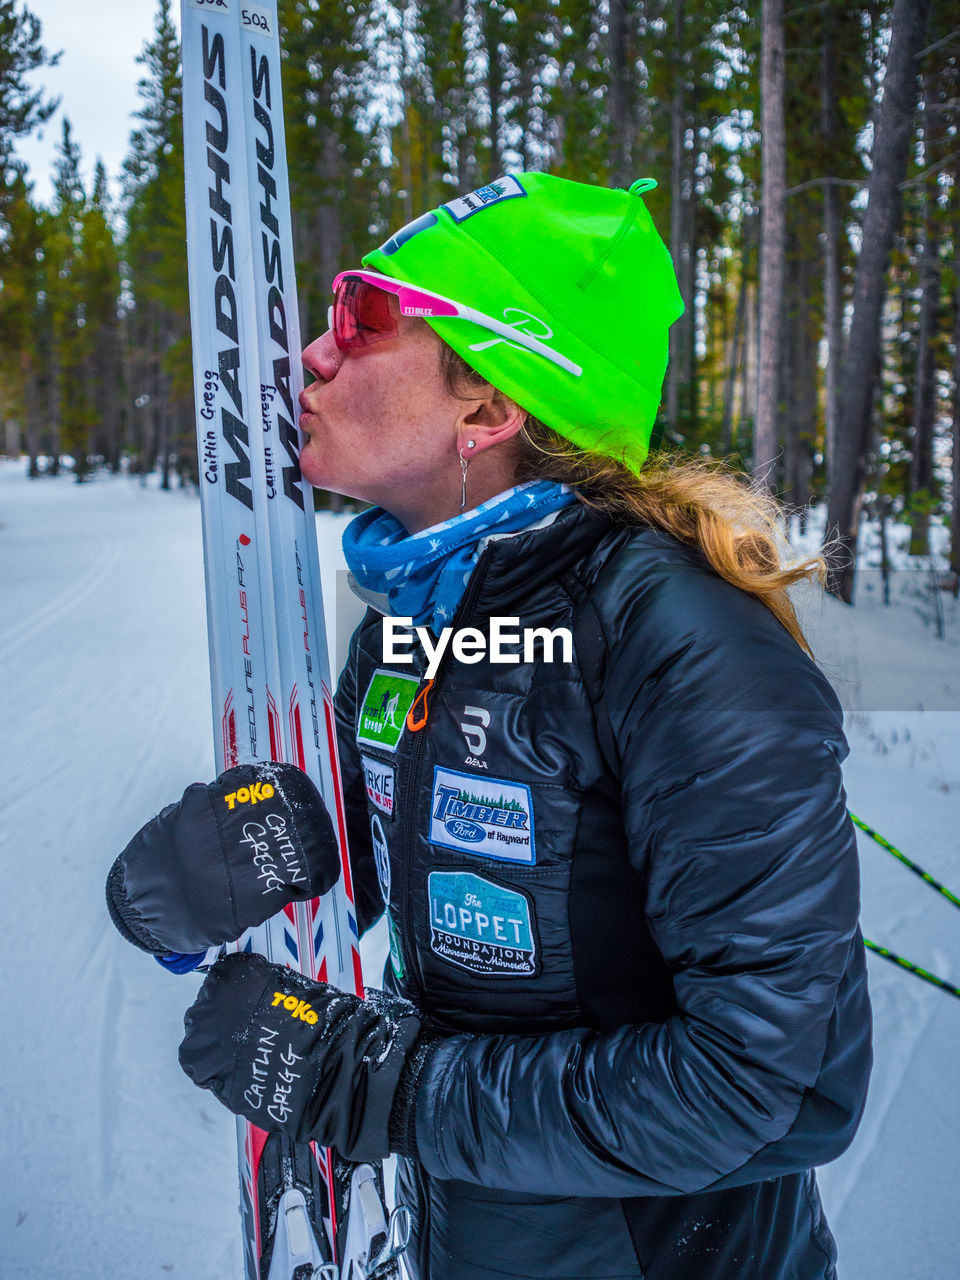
[241,3,273,36]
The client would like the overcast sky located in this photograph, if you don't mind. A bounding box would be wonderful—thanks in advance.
[14,0,181,208]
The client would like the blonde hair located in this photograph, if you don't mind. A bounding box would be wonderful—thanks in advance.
[440,345,823,655]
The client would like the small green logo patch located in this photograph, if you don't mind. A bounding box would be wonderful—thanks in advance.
[357,669,420,752]
[386,907,405,980]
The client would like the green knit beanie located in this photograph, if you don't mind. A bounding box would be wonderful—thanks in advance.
[361,172,683,470]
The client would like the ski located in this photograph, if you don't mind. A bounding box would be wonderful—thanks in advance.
[179,2,407,1276]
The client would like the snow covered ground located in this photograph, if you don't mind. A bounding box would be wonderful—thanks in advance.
[0,458,957,1279]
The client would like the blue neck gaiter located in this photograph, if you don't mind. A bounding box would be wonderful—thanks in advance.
[341,481,576,633]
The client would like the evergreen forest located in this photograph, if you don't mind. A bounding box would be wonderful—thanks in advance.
[0,0,958,600]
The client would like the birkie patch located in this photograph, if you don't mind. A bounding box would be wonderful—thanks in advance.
[361,754,396,817]
[429,767,535,864]
[442,176,527,224]
[357,670,420,752]
[428,871,537,977]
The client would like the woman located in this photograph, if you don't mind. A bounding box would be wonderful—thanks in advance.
[109,173,871,1279]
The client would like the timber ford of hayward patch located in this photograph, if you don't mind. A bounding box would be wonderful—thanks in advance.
[428,871,538,977]
[361,754,396,817]
[441,175,527,224]
[429,767,535,864]
[356,670,420,752]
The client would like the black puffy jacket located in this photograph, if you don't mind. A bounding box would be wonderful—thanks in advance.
[333,502,872,1280]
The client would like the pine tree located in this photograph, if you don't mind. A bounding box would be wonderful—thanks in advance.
[0,1,61,470]
[45,118,87,477]
[0,170,44,471]
[80,161,123,471]
[121,0,189,486]
[0,0,60,185]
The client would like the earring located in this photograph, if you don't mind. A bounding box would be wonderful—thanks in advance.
[466,439,476,449]
[458,448,470,511]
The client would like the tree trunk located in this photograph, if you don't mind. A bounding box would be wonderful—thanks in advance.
[820,5,842,474]
[794,246,818,511]
[824,0,932,601]
[399,85,414,224]
[781,249,796,493]
[782,235,800,506]
[47,347,62,476]
[484,11,503,179]
[120,308,136,466]
[951,192,960,588]
[744,279,757,436]
[879,493,891,604]
[607,0,631,187]
[449,0,468,189]
[158,318,172,491]
[667,0,685,434]
[755,0,786,489]
[21,350,41,478]
[518,62,535,171]
[908,78,943,557]
[908,204,940,554]
[721,252,748,453]
[681,158,697,424]
[317,131,343,316]
[102,319,122,472]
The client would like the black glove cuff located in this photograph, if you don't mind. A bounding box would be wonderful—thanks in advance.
[105,857,166,955]
[387,1029,442,1158]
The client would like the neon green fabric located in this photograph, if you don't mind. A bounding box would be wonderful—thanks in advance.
[361,172,684,470]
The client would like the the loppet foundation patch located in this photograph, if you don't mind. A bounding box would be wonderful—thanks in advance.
[429,766,535,864]
[428,870,538,977]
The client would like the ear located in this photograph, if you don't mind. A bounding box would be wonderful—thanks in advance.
[457,394,526,455]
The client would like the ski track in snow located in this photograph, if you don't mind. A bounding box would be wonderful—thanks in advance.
[0,541,122,661]
[0,461,957,1278]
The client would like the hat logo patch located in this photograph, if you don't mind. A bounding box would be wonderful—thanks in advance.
[442,174,527,223]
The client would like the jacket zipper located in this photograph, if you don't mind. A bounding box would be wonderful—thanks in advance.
[397,547,495,1013]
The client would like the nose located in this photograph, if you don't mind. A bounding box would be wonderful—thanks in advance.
[302,328,342,383]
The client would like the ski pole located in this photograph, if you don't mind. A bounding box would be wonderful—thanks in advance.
[863,938,960,1001]
[850,813,960,912]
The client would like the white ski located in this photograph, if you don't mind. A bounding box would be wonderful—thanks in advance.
[180,2,407,1275]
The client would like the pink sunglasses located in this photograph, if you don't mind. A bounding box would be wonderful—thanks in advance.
[328,268,582,377]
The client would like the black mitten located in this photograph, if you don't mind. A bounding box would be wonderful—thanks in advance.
[178,952,433,1163]
[106,763,341,956]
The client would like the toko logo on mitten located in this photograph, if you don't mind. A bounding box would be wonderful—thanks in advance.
[223,781,276,809]
[271,991,319,1025]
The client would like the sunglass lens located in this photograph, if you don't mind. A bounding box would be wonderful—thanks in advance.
[332,278,398,350]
